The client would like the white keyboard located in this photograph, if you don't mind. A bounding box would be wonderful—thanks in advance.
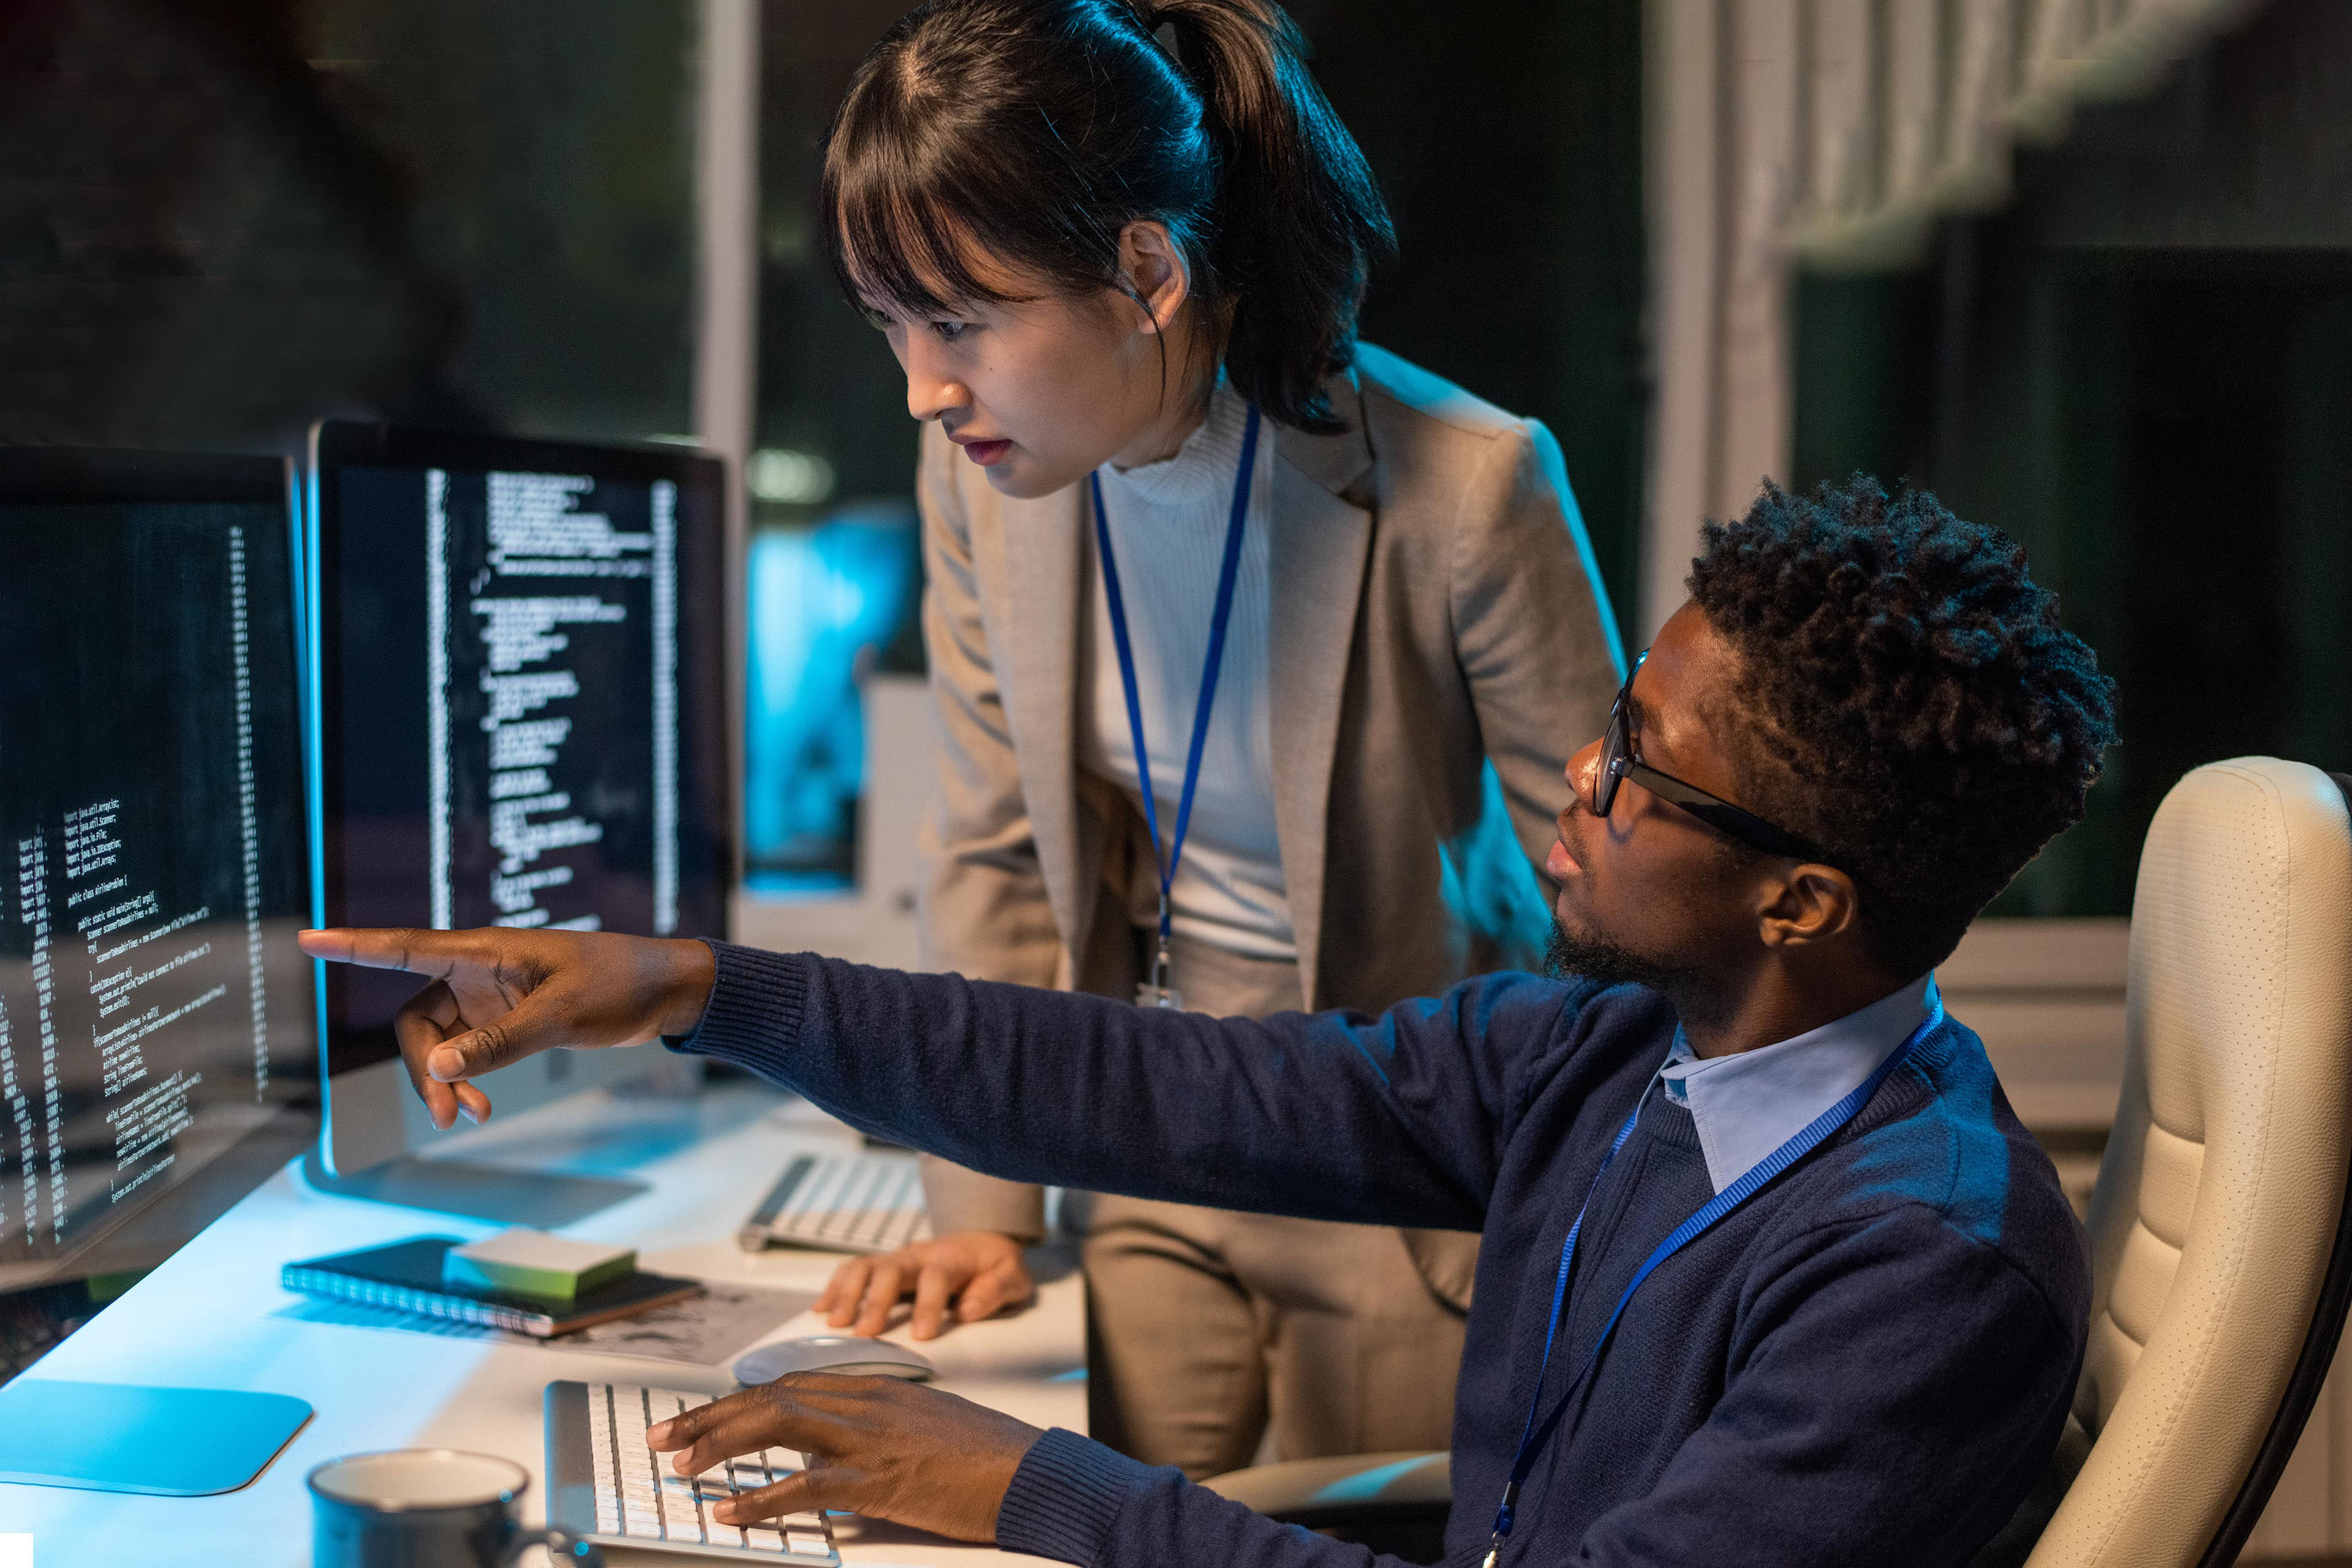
[546,1381,840,1563]
[736,1150,932,1254]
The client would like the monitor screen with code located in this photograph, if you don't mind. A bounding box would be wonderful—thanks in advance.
[0,450,313,1288]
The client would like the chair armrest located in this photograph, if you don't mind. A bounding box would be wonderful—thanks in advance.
[1202,1450,1452,1530]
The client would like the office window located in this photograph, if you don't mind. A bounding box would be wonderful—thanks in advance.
[1790,0,2352,918]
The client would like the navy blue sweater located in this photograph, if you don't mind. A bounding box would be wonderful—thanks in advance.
[675,942,2089,1567]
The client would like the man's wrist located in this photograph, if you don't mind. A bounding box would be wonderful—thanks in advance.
[657,937,718,1039]
[995,1427,1150,1562]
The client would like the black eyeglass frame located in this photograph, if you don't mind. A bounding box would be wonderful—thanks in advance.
[1592,652,1847,871]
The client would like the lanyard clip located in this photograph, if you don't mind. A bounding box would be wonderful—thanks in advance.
[1153,892,1174,997]
[1136,891,1183,1009]
[1483,1479,1520,1566]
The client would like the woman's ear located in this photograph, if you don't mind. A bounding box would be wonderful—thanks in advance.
[1117,220,1192,334]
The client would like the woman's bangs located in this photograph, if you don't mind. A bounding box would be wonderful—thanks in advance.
[825,137,1011,321]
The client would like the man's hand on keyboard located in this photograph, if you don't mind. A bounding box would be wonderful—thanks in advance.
[818,1232,1036,1339]
[647,1372,1040,1543]
[298,925,717,1129]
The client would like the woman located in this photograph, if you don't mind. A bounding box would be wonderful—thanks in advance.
[809,0,1623,1480]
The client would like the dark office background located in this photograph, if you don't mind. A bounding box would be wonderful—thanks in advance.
[2,0,2341,911]
[0,0,699,448]
[0,0,1643,589]
[0,0,1647,886]
[1790,0,2352,916]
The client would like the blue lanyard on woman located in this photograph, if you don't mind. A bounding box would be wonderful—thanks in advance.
[1088,402,1263,1009]
[1481,1001,1945,1567]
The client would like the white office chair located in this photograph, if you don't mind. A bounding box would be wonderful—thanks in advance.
[1207,759,2352,1568]
[1994,758,2352,1567]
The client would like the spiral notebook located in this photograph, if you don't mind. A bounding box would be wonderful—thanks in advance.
[282,1236,703,1338]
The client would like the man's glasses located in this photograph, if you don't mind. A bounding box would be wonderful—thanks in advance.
[1591,652,1845,870]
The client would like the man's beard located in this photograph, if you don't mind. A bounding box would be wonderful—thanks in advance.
[1543,919,1694,995]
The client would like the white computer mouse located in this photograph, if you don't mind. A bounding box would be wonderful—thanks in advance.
[732,1334,938,1386]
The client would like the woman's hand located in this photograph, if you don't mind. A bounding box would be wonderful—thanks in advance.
[818,1231,1035,1340]
[647,1373,1042,1541]
[295,926,717,1129]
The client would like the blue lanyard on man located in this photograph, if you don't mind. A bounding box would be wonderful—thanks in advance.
[1089,402,1263,1009]
[1481,1000,1947,1566]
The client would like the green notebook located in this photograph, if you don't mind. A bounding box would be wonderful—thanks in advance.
[443,1227,637,1302]
[282,1237,698,1338]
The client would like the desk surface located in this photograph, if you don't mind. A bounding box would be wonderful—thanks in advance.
[4,1084,1087,1568]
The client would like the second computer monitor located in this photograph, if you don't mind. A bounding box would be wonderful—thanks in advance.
[309,422,732,1177]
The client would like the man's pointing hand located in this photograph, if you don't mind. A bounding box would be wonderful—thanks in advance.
[296,927,716,1129]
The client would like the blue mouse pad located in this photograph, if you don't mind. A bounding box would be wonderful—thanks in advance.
[0,1380,312,1495]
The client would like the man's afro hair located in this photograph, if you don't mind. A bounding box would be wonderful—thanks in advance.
[1687,475,2118,976]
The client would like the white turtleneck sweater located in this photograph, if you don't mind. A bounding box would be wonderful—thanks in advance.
[1076,377,1294,963]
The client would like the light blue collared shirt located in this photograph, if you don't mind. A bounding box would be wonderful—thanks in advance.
[1657,973,1942,1193]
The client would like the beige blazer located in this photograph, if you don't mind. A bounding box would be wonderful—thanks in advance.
[913,342,1625,1267]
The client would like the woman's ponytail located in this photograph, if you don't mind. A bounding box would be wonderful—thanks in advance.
[1148,0,1393,430]
[821,0,1394,433]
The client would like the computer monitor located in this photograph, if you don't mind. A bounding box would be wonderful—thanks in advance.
[0,447,319,1295]
[306,422,732,1211]
[0,446,318,1493]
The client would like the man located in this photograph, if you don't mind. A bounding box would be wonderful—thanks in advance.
[303,476,2119,1566]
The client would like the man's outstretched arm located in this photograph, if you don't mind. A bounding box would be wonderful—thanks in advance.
[297,926,1577,1232]
[689,940,1567,1229]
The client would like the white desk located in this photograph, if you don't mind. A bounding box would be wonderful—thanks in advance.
[3,1083,1086,1567]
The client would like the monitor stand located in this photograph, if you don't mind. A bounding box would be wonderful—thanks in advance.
[300,1150,649,1228]
[0,1380,311,1495]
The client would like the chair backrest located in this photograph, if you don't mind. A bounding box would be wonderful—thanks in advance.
[2022,759,2352,1568]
